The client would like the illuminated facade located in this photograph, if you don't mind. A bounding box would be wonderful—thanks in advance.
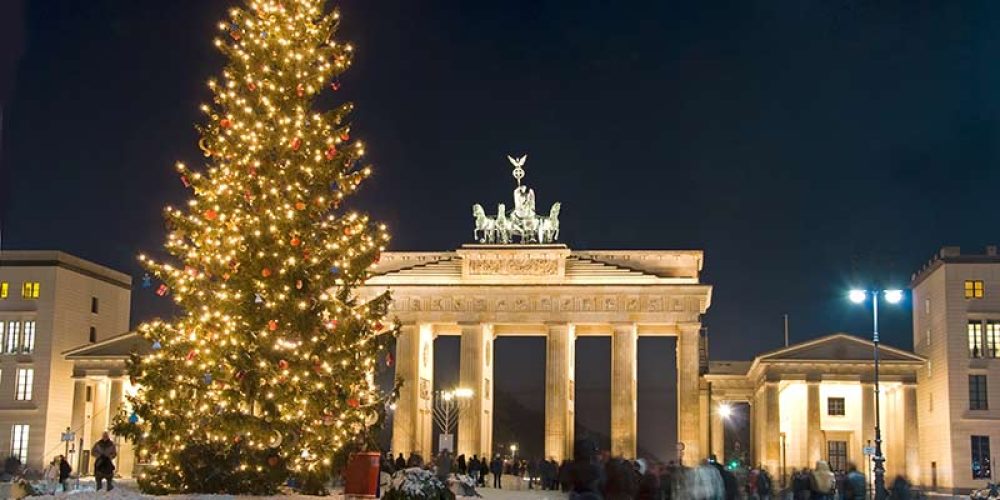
[704,334,923,486]
[0,251,131,472]
[911,246,1000,492]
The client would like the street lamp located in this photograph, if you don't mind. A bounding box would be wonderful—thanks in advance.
[848,288,904,500]
[510,444,518,460]
[717,403,733,420]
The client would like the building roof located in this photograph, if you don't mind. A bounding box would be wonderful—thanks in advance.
[64,331,151,359]
[0,250,132,289]
[707,361,752,376]
[911,245,1000,287]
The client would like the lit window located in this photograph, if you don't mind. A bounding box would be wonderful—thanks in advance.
[987,321,1000,359]
[926,328,931,346]
[972,436,992,479]
[21,282,39,300]
[91,297,99,314]
[827,397,846,416]
[969,321,984,358]
[5,322,19,354]
[970,375,988,410]
[965,280,985,299]
[20,322,34,354]
[10,425,29,465]
[0,282,7,299]
[15,368,32,401]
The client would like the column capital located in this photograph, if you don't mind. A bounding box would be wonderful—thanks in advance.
[676,322,702,334]
[611,322,637,334]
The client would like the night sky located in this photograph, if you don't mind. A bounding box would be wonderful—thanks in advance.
[3,0,1000,460]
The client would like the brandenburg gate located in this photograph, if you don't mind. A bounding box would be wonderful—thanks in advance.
[360,156,713,462]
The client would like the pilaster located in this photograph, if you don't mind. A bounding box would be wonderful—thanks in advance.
[763,382,781,476]
[903,385,919,483]
[611,323,637,458]
[459,323,494,457]
[711,401,724,460]
[545,323,575,462]
[677,323,703,462]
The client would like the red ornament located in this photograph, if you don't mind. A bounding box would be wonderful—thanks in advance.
[290,137,301,151]
[268,320,278,331]
[243,191,253,203]
[220,118,232,128]
[343,227,352,236]
[296,83,304,97]
[290,236,301,247]
[295,280,303,290]
[330,81,341,91]
[156,284,169,296]
[325,320,337,330]
[186,350,197,361]
[339,133,350,142]
[347,398,360,409]
[278,359,289,370]
[230,30,241,41]
[325,146,336,160]
[295,201,306,211]
[332,199,341,209]
[204,209,218,220]
[248,81,257,91]
[386,352,394,367]
[247,165,257,176]
[180,175,191,187]
[375,322,384,331]
[374,253,381,263]
[267,456,279,467]
[261,268,272,277]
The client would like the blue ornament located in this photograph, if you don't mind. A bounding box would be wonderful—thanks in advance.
[203,372,213,384]
[128,412,139,424]
[152,340,162,350]
[261,31,268,39]
[142,274,152,288]
[330,266,340,275]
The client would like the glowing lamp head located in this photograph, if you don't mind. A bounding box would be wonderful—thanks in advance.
[453,387,474,399]
[849,289,867,304]
[884,289,904,304]
[718,403,733,419]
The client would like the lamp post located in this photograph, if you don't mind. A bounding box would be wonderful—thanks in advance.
[849,288,903,500]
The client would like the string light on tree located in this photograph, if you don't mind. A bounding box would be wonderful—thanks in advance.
[113,0,398,495]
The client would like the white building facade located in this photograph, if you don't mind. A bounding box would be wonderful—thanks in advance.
[0,251,131,472]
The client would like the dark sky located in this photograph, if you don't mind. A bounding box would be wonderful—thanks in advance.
[3,0,1000,459]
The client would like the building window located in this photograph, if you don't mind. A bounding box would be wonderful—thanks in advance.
[91,297,99,314]
[987,321,1000,358]
[969,321,984,358]
[924,298,931,315]
[14,368,32,401]
[0,282,7,299]
[5,322,19,354]
[10,425,29,465]
[828,441,848,473]
[20,282,39,299]
[827,397,846,416]
[20,321,34,354]
[972,436,992,479]
[970,375,988,410]
[85,386,92,403]
[89,327,96,343]
[966,280,985,299]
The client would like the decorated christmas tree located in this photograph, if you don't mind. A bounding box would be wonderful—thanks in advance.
[114,0,395,494]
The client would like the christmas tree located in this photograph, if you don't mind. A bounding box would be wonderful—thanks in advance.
[114,0,395,494]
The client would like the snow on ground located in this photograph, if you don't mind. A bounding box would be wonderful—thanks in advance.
[27,478,566,500]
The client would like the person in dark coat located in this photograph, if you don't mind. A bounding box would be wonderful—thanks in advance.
[709,455,738,500]
[58,455,72,492]
[565,438,603,498]
[469,455,481,480]
[490,455,504,488]
[395,453,406,471]
[457,454,467,475]
[92,432,117,491]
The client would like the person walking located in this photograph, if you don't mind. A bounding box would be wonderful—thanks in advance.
[490,454,503,488]
[92,431,117,491]
[457,454,467,476]
[842,464,865,500]
[395,453,406,470]
[43,458,59,494]
[810,461,836,500]
[469,455,481,482]
[435,450,452,482]
[58,454,72,493]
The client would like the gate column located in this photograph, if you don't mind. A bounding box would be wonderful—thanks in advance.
[546,323,575,461]
[611,322,638,458]
[677,323,703,463]
[459,322,494,457]
[392,323,435,459]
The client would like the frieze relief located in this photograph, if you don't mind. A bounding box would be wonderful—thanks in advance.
[467,257,560,276]
[383,293,700,314]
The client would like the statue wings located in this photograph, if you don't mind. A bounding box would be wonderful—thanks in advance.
[507,155,527,168]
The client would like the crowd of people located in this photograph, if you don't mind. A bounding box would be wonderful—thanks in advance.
[380,439,919,500]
